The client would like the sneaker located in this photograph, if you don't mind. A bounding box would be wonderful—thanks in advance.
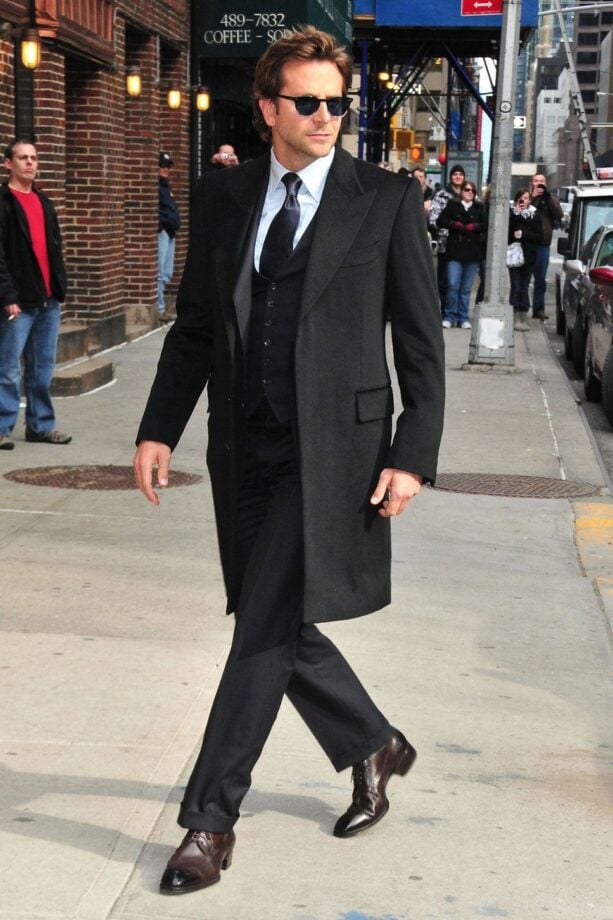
[460,321,472,329]
[442,320,452,329]
[533,311,549,321]
[25,428,72,444]
[0,435,14,450]
[514,319,530,332]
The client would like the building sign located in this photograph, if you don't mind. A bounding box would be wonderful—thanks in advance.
[354,0,537,27]
[195,0,352,59]
[461,0,503,15]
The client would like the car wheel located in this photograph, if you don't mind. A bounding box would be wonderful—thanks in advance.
[583,325,602,401]
[572,315,585,377]
[555,279,565,335]
[602,348,613,429]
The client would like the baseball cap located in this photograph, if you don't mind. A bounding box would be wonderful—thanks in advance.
[159,152,173,168]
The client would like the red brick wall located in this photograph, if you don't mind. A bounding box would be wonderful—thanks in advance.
[0,2,191,329]
[0,38,14,146]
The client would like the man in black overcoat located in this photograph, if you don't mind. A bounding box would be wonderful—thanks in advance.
[134,26,445,897]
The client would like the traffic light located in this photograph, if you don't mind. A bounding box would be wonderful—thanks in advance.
[410,144,425,162]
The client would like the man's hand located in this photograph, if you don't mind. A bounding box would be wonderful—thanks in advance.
[3,303,21,320]
[133,440,172,505]
[370,468,423,517]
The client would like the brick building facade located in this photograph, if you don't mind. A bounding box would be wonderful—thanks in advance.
[0,0,191,346]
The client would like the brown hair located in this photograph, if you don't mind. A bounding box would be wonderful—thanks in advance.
[514,186,531,204]
[252,25,352,142]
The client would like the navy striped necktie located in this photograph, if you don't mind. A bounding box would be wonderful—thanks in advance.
[259,172,302,280]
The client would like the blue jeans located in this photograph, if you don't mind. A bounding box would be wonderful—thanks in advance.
[531,244,550,314]
[158,230,175,314]
[444,260,479,324]
[0,299,61,435]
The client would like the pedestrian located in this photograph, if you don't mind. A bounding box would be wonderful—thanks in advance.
[508,187,544,331]
[529,173,563,321]
[436,179,485,329]
[429,163,466,310]
[208,144,240,169]
[411,165,434,219]
[134,25,445,898]
[0,139,70,449]
[158,152,181,322]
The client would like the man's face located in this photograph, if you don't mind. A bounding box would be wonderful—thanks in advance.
[4,143,38,186]
[531,174,546,196]
[259,59,345,171]
[413,169,426,188]
[450,169,464,189]
[159,166,171,180]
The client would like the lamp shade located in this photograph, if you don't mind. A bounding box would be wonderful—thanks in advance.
[195,86,210,112]
[167,86,182,110]
[21,29,41,70]
[126,67,142,97]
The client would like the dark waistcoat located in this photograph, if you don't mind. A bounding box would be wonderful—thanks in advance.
[245,219,315,422]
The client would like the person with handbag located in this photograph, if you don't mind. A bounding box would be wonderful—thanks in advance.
[507,187,543,331]
[436,180,486,329]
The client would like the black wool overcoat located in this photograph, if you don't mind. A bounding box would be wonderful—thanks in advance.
[137,149,445,624]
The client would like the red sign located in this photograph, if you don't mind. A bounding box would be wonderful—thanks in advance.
[461,0,503,15]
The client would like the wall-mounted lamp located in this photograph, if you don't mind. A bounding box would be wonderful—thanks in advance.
[20,28,41,69]
[377,71,390,83]
[386,81,399,91]
[126,66,142,97]
[167,85,182,110]
[195,85,211,112]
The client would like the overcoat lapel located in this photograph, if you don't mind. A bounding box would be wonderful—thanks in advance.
[300,149,376,323]
[228,155,270,343]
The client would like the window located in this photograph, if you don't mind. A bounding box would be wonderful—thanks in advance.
[580,227,601,265]
[582,200,613,250]
[578,33,599,45]
[577,52,597,64]
[596,233,613,267]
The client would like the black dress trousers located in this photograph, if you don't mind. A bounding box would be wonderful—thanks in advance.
[178,405,392,833]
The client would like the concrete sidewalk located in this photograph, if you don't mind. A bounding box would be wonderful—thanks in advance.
[0,319,611,920]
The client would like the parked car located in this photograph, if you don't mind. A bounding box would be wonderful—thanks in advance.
[560,224,613,376]
[555,180,613,338]
[583,264,613,427]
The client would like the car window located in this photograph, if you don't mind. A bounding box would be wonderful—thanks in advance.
[596,232,613,266]
[579,227,602,264]
[581,199,613,250]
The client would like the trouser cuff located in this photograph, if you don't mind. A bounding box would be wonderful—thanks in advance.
[331,722,394,773]
[178,808,237,834]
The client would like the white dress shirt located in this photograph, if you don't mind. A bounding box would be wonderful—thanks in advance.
[254,147,335,273]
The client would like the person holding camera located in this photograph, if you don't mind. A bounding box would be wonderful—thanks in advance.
[209,144,240,170]
[529,174,563,321]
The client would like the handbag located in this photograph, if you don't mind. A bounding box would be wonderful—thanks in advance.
[506,241,525,268]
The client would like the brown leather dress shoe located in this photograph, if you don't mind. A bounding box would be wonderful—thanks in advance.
[333,729,416,838]
[159,829,235,895]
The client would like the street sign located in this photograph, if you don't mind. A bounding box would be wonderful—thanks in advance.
[461,0,503,15]
[514,115,527,129]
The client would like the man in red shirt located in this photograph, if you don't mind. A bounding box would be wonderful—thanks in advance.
[0,139,70,448]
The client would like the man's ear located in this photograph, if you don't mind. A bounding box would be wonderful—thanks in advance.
[259,97,277,128]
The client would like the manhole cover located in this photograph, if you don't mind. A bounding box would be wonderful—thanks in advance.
[436,473,600,499]
[4,465,202,491]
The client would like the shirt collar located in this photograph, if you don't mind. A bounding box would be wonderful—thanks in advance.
[269,147,335,203]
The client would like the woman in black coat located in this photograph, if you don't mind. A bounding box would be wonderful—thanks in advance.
[437,180,486,328]
[507,187,544,323]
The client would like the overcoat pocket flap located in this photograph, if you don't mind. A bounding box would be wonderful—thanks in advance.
[341,243,380,267]
[356,385,394,422]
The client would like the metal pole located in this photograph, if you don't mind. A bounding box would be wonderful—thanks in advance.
[468,0,522,366]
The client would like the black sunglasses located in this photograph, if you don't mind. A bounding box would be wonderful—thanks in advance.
[462,186,476,193]
[276,94,352,117]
